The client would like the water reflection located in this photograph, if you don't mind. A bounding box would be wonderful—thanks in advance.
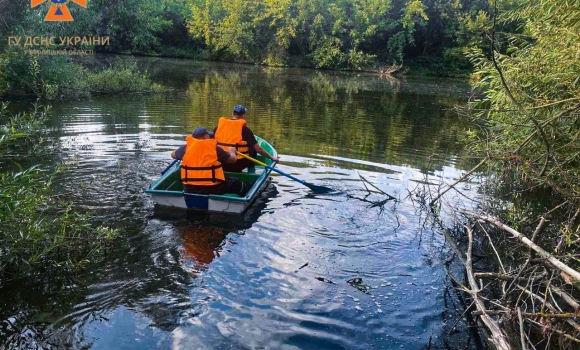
[147,180,278,272]
[178,223,228,272]
[134,56,471,171]
[0,57,479,349]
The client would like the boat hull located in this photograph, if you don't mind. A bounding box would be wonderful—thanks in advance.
[146,136,277,214]
[148,176,271,213]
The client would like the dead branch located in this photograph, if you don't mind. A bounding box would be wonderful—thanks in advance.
[530,215,550,244]
[546,284,580,311]
[379,64,406,76]
[526,318,580,345]
[517,307,528,350]
[460,210,580,283]
[472,310,506,316]
[473,310,580,319]
[522,312,578,319]
[517,285,580,334]
[464,224,511,350]
[477,221,506,274]
[569,209,580,230]
[429,157,487,206]
[357,173,397,200]
[474,271,547,282]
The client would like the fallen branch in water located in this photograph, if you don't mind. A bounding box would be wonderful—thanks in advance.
[378,64,407,76]
[357,173,397,201]
[459,209,580,283]
[429,157,487,207]
[347,173,398,213]
[463,224,511,350]
[449,208,580,348]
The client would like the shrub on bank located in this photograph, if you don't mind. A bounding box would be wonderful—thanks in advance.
[0,103,115,278]
[0,49,162,100]
[84,58,162,94]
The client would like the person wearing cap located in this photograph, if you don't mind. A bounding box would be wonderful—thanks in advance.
[213,104,279,172]
[171,127,253,196]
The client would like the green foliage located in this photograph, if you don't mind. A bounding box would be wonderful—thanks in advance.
[466,0,580,203]
[310,35,346,68]
[89,0,173,53]
[401,0,428,31]
[1,0,496,73]
[0,45,161,99]
[0,103,116,277]
[186,0,490,70]
[83,58,162,94]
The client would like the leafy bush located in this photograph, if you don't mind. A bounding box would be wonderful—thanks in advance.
[84,57,162,94]
[466,1,580,203]
[0,103,116,277]
[0,48,162,100]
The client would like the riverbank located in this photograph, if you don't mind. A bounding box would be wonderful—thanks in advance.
[419,161,580,349]
[107,48,473,79]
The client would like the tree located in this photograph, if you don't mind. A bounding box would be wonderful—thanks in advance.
[467,0,580,203]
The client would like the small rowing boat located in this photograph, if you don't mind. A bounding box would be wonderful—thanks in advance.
[146,136,277,214]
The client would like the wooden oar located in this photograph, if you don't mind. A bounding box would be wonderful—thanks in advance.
[161,159,179,175]
[236,152,334,193]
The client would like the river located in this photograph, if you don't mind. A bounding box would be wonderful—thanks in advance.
[0,57,484,349]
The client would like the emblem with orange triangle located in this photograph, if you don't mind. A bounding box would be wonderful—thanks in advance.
[31,0,87,22]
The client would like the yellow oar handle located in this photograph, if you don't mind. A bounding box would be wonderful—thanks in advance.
[236,151,334,194]
[236,151,268,167]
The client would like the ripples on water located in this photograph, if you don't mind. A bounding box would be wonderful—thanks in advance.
[0,58,482,349]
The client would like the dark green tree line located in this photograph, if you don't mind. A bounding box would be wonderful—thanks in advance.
[186,0,491,71]
[1,0,497,85]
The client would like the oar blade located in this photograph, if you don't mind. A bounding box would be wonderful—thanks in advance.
[305,183,336,194]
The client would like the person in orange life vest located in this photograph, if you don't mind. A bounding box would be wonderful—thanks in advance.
[171,127,253,196]
[213,104,279,172]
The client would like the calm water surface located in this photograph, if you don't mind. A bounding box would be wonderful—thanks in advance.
[1,57,484,349]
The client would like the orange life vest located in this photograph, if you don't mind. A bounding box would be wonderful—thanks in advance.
[215,117,249,159]
[181,136,225,186]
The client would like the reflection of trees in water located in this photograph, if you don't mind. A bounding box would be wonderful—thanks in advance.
[173,62,470,170]
[57,57,470,172]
